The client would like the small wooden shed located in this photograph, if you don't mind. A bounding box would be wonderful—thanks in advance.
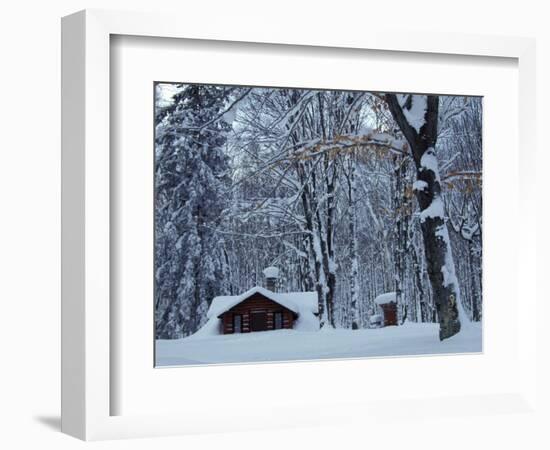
[374,292,398,327]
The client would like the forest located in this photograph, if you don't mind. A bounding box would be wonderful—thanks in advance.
[154,83,482,344]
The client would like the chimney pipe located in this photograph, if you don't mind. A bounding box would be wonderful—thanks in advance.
[263,266,279,292]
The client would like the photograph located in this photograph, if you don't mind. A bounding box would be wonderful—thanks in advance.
[154,83,483,367]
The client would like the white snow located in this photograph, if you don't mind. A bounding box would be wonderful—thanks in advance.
[419,149,441,182]
[369,314,383,324]
[185,316,222,339]
[156,321,482,366]
[397,94,427,133]
[435,225,458,286]
[435,224,470,324]
[282,241,308,259]
[374,292,397,305]
[156,83,182,107]
[419,196,444,223]
[207,286,317,319]
[222,107,237,124]
[416,148,446,226]
[292,299,321,332]
[436,225,455,290]
[412,180,428,192]
[262,266,280,279]
[357,127,407,151]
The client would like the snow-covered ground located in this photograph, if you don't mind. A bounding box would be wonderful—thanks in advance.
[155,322,482,367]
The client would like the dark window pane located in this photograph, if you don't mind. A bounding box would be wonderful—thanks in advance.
[233,315,242,333]
[274,312,283,330]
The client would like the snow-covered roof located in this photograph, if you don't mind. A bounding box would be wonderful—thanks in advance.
[262,266,279,278]
[374,292,397,305]
[208,286,317,319]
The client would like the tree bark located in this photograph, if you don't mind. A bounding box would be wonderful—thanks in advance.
[385,94,461,340]
[347,153,360,329]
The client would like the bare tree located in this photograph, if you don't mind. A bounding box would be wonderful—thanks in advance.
[385,94,462,340]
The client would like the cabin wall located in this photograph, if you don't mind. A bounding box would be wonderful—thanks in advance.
[380,302,398,326]
[220,293,295,334]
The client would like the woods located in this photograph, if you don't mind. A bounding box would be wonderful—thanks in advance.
[154,84,482,342]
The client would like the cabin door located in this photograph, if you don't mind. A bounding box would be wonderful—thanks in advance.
[250,311,268,332]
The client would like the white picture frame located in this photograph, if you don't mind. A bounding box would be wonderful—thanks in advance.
[61,9,537,441]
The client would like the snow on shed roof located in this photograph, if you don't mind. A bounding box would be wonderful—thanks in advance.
[207,286,317,319]
[374,292,397,305]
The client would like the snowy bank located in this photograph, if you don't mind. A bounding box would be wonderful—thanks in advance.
[156,322,482,367]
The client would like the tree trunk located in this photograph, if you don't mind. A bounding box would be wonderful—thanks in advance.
[411,242,427,322]
[385,94,461,340]
[299,166,331,329]
[468,239,480,321]
[348,154,360,329]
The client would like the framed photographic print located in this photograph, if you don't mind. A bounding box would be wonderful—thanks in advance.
[153,82,483,367]
[62,8,538,441]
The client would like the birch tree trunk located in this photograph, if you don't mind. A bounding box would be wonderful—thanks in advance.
[385,94,461,340]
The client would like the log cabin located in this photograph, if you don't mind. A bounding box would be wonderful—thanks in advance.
[199,266,318,336]
[208,286,317,334]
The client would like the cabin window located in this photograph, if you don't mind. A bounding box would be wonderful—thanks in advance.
[274,312,283,330]
[233,314,242,333]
